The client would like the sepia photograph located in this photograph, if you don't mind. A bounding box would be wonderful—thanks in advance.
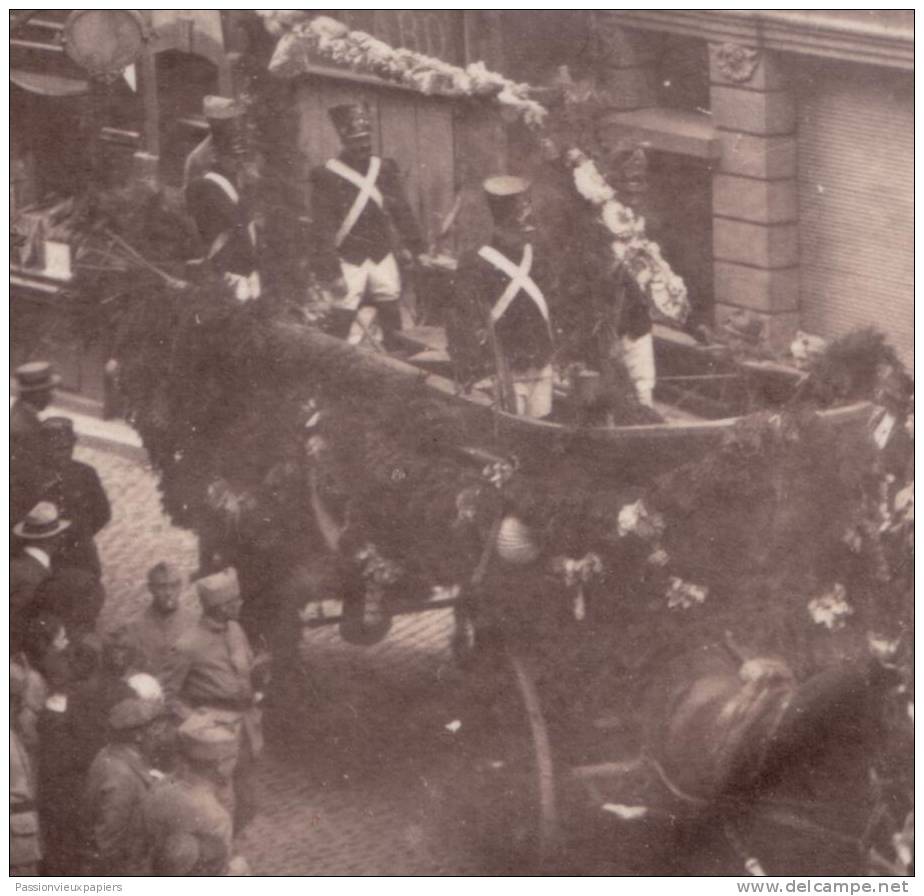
[8,9,914,880]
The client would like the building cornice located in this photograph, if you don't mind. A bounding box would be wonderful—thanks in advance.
[612,10,913,72]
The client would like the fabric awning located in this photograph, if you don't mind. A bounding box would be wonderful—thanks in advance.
[11,68,89,97]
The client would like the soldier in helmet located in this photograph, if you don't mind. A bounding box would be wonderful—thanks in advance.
[185,95,262,303]
[308,101,425,350]
[446,176,556,418]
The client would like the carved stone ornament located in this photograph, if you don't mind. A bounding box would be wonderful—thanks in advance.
[713,43,761,84]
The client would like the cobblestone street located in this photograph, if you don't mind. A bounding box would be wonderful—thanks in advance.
[81,442,483,875]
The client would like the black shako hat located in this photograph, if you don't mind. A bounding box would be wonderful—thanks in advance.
[483,175,531,223]
[329,102,373,140]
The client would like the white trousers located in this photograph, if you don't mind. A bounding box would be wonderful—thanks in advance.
[512,365,554,419]
[613,332,656,407]
[338,253,401,312]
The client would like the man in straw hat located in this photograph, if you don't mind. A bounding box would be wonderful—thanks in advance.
[142,713,249,875]
[309,101,425,350]
[185,95,262,303]
[11,361,61,522]
[162,567,268,833]
[81,695,170,875]
[11,502,71,647]
[446,176,556,418]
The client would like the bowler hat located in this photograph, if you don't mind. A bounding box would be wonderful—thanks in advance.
[196,567,241,609]
[15,361,61,394]
[41,416,77,444]
[177,713,239,762]
[13,501,71,540]
[329,102,373,140]
[109,695,166,730]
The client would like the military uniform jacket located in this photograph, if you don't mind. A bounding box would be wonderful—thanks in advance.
[448,239,555,381]
[143,775,233,875]
[185,168,259,278]
[308,155,424,280]
[162,616,263,756]
[82,743,157,875]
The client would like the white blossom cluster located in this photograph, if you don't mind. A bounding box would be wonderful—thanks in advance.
[616,498,665,540]
[807,582,853,630]
[665,576,708,610]
[261,14,547,129]
[566,149,691,325]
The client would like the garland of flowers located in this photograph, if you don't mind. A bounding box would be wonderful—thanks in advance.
[566,149,690,324]
[257,13,690,325]
[258,13,547,128]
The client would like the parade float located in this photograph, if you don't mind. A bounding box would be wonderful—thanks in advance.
[66,13,913,876]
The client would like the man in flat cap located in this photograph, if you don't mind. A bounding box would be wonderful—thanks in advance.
[309,101,425,350]
[39,416,111,579]
[122,562,194,680]
[162,567,268,833]
[447,176,556,418]
[185,95,262,303]
[143,713,248,875]
[81,696,170,875]
[11,361,60,523]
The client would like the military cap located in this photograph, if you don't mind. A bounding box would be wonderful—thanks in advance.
[196,567,241,609]
[41,416,77,444]
[109,696,166,730]
[14,360,61,393]
[177,713,239,762]
[328,102,373,140]
[13,501,71,540]
[203,95,243,121]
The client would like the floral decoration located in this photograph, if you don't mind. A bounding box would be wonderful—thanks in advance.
[566,149,690,324]
[807,583,853,630]
[665,576,708,610]
[258,13,547,128]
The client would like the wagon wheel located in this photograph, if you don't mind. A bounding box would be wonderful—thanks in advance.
[435,644,562,872]
[506,649,561,867]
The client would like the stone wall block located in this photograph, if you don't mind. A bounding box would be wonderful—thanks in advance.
[713,174,798,224]
[718,133,796,179]
[713,219,799,268]
[711,85,796,136]
[714,262,800,313]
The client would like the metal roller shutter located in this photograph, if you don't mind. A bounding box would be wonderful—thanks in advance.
[796,62,913,365]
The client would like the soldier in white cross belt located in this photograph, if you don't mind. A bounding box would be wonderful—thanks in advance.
[185,96,262,303]
[308,102,425,351]
[446,176,556,419]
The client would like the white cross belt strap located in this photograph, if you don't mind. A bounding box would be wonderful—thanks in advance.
[478,243,550,326]
[325,156,384,248]
[199,171,257,258]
